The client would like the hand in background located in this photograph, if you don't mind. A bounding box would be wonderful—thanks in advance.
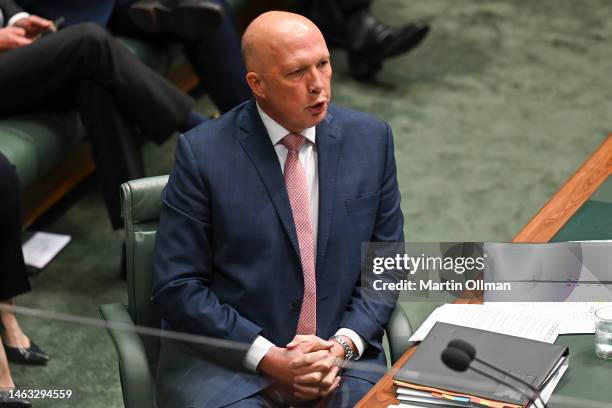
[287,335,344,400]
[12,15,54,39]
[0,27,31,51]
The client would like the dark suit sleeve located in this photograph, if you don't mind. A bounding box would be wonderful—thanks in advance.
[339,122,405,353]
[0,0,25,23]
[152,134,263,351]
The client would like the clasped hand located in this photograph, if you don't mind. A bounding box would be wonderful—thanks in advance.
[259,335,347,402]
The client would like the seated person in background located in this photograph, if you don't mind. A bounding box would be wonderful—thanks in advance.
[297,0,430,79]
[16,0,252,113]
[0,152,49,408]
[152,10,404,407]
[0,0,208,229]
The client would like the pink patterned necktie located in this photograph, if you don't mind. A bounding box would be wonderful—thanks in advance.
[281,133,317,335]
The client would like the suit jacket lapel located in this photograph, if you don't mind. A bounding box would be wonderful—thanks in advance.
[315,111,341,273]
[237,100,300,257]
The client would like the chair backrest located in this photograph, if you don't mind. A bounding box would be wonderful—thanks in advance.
[121,175,168,373]
[119,175,414,374]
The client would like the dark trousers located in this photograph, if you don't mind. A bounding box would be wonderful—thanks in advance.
[19,0,251,113]
[0,23,194,228]
[107,0,251,112]
[0,152,30,302]
[296,0,371,38]
[224,376,373,408]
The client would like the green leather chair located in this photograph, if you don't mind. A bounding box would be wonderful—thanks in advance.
[100,176,413,408]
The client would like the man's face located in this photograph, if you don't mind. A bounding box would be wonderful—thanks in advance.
[252,28,332,132]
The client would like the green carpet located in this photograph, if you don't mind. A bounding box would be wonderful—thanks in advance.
[11,0,612,406]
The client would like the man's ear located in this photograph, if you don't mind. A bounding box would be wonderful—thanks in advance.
[246,72,265,98]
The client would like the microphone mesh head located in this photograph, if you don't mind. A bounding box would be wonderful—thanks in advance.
[448,339,476,360]
[441,347,471,372]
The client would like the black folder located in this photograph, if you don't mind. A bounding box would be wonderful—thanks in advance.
[394,322,569,407]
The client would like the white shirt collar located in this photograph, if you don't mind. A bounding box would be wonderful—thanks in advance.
[256,102,316,146]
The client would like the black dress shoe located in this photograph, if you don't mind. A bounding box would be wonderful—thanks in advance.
[0,387,31,408]
[344,11,430,79]
[4,342,49,365]
[129,0,225,39]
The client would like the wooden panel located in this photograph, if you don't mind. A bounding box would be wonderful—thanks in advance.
[166,62,199,93]
[354,348,417,408]
[513,134,612,243]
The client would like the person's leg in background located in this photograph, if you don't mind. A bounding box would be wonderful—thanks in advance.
[109,0,251,113]
[299,0,430,79]
[182,0,251,112]
[0,152,49,368]
[0,23,201,229]
[0,323,31,407]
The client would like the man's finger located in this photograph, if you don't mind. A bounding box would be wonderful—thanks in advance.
[319,376,342,397]
[319,366,340,389]
[294,365,339,387]
[291,355,338,375]
[286,335,317,348]
[28,15,53,28]
[14,36,32,46]
[293,383,323,398]
[290,349,330,368]
[293,375,341,399]
[7,26,27,36]
[293,370,324,386]
[292,340,335,354]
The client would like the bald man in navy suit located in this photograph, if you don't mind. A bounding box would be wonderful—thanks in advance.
[152,11,404,407]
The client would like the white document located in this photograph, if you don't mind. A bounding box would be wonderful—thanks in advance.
[484,302,612,334]
[22,232,71,269]
[410,304,560,343]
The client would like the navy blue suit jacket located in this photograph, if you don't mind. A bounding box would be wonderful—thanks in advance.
[152,99,404,407]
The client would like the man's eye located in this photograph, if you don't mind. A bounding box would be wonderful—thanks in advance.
[289,68,305,76]
[318,60,329,68]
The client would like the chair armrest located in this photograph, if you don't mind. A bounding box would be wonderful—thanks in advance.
[99,303,154,408]
[387,305,414,365]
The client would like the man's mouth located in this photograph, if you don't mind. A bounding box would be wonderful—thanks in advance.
[306,101,327,115]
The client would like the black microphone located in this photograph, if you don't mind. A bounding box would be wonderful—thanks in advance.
[440,347,472,371]
[447,339,548,408]
[441,345,543,408]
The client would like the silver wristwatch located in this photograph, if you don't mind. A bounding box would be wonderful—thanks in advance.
[329,335,354,361]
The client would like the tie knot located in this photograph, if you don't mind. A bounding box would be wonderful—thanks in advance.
[281,133,306,152]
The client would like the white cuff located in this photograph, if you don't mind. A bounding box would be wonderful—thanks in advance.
[8,12,30,27]
[244,335,275,373]
[335,328,366,360]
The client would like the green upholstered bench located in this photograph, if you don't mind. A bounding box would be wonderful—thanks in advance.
[0,0,250,227]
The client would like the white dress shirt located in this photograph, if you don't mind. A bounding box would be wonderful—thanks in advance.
[1,10,30,27]
[242,104,366,372]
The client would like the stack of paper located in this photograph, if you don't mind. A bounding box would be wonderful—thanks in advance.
[409,304,560,343]
[396,322,569,408]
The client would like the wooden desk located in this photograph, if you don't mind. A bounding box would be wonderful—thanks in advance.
[356,134,612,407]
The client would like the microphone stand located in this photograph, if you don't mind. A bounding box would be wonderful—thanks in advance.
[472,356,547,408]
[467,364,541,408]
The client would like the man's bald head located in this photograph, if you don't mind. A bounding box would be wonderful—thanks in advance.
[241,11,332,133]
[242,11,324,72]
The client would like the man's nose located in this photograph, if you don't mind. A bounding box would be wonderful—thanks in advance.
[308,68,324,93]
